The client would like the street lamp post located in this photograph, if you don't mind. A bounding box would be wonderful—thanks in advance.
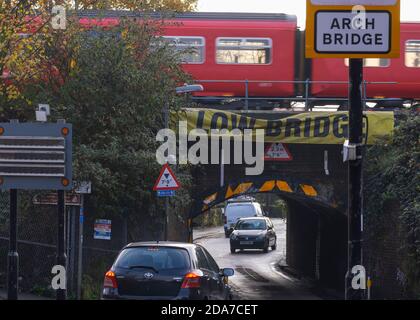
[162,84,203,241]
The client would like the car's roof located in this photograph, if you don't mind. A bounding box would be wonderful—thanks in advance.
[124,241,198,249]
[238,217,268,221]
[227,201,257,206]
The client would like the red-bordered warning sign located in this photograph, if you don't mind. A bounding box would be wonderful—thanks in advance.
[153,163,181,191]
[264,143,293,161]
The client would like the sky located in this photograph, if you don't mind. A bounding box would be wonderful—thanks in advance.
[197,0,420,28]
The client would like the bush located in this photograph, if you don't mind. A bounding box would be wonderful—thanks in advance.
[365,113,420,297]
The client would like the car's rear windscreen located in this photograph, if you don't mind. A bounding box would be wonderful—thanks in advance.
[115,247,191,271]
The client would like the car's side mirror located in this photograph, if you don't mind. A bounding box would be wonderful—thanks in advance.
[221,268,235,277]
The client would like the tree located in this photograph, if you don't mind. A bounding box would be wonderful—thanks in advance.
[0,0,196,120]
[33,19,194,239]
[365,113,420,297]
[0,0,53,120]
[71,0,197,11]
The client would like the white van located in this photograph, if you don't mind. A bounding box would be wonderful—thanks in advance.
[223,200,264,237]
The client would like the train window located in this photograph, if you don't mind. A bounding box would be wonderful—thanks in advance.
[161,36,205,64]
[405,40,420,68]
[216,38,272,65]
[344,58,390,67]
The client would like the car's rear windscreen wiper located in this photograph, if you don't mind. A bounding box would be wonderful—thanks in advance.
[128,265,159,273]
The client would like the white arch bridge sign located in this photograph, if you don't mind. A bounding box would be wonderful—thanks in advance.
[306,0,400,58]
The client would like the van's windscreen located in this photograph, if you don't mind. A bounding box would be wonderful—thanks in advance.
[226,204,255,216]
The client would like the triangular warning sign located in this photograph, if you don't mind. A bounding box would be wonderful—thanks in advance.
[153,163,181,191]
[264,143,293,161]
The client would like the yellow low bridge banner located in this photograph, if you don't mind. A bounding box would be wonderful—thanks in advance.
[171,109,394,144]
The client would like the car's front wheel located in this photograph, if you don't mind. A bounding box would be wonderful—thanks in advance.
[230,247,236,254]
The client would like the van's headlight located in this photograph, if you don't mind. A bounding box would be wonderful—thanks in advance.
[230,233,237,240]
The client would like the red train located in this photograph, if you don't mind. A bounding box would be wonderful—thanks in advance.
[158,12,420,110]
[21,11,420,109]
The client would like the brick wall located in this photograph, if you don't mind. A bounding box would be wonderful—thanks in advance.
[364,200,408,299]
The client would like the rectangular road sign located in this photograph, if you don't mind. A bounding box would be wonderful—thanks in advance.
[306,0,400,58]
[311,0,397,5]
[74,181,92,194]
[0,122,72,190]
[315,11,391,54]
[33,193,81,206]
[157,190,176,197]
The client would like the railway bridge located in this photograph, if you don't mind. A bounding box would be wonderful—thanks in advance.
[171,108,395,290]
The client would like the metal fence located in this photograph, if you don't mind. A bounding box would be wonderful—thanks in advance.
[0,190,173,299]
[192,79,401,110]
[0,188,189,299]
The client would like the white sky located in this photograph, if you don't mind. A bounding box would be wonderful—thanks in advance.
[197,0,420,28]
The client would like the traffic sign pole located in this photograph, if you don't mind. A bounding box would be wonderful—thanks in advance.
[154,163,181,242]
[56,190,67,300]
[346,58,364,300]
[164,197,169,241]
[7,189,18,300]
[76,195,84,300]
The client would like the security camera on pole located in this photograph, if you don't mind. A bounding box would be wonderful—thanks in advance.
[306,0,400,300]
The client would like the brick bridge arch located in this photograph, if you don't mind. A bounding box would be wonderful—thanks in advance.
[188,174,348,291]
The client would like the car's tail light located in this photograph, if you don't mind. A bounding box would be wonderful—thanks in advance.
[181,271,202,289]
[223,215,227,224]
[103,270,118,297]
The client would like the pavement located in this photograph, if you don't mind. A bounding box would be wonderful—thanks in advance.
[194,218,330,300]
[0,288,53,300]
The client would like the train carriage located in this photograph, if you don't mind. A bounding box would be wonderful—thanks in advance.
[6,10,420,110]
[160,13,298,104]
[310,22,420,108]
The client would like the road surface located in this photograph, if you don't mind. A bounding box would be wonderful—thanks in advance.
[194,218,323,300]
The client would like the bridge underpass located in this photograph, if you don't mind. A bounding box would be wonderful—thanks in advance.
[173,108,393,294]
[189,165,348,291]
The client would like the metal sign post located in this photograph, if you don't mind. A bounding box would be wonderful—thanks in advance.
[346,58,364,300]
[0,121,73,300]
[74,182,91,300]
[153,164,181,241]
[77,195,84,301]
[57,190,67,300]
[7,189,18,300]
[305,0,400,300]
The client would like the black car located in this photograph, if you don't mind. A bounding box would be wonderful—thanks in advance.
[102,241,234,300]
[230,217,277,253]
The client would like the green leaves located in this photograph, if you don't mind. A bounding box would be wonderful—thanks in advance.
[32,19,193,229]
[365,113,420,296]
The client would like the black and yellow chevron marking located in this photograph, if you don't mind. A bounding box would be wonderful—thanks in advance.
[200,180,319,213]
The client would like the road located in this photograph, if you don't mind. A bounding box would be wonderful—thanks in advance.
[194,218,323,300]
